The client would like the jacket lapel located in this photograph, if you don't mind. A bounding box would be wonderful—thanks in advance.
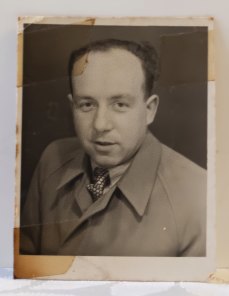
[118,132,162,216]
[59,184,116,247]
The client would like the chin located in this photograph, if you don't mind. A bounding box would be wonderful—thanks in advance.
[94,161,116,169]
[93,157,120,169]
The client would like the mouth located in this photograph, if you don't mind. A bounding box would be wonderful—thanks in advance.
[94,141,115,146]
[93,140,116,152]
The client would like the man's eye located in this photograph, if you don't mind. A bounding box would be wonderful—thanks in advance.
[113,102,129,112]
[77,102,95,112]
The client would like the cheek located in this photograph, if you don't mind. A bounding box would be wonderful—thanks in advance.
[116,111,147,142]
[73,115,92,137]
[130,108,147,129]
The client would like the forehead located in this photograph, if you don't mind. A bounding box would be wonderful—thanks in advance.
[72,48,145,97]
[72,48,144,75]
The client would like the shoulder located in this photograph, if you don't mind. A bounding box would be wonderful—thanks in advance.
[38,137,83,178]
[158,143,206,207]
[159,144,206,185]
[42,137,81,159]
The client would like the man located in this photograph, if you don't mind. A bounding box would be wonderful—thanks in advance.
[20,39,206,257]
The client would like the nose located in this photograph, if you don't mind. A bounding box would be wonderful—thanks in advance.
[93,105,112,133]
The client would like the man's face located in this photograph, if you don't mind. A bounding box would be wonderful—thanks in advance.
[70,48,158,168]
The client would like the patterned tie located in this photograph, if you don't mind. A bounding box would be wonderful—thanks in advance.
[87,167,110,199]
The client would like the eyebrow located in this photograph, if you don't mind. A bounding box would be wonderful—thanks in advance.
[74,94,135,101]
[73,95,94,101]
[109,94,135,101]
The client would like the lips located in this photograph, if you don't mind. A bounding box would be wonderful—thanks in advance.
[94,141,114,146]
[93,140,116,152]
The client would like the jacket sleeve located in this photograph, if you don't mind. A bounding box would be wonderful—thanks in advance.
[20,138,79,255]
[178,206,206,257]
[160,145,207,257]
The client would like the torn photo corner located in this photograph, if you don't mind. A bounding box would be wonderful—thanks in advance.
[14,16,218,281]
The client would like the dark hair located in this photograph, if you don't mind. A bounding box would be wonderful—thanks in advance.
[68,39,159,99]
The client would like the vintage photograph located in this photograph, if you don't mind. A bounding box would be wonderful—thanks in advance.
[15,17,215,280]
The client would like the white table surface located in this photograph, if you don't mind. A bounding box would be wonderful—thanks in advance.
[0,268,229,296]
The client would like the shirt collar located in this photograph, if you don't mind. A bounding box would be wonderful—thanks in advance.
[90,159,131,188]
[56,131,162,217]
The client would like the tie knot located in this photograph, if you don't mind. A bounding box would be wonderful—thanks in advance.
[93,167,109,181]
[87,167,110,200]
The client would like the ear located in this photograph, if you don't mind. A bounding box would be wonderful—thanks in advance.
[67,93,74,109]
[146,94,159,125]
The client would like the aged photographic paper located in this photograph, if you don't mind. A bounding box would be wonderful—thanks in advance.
[15,16,215,281]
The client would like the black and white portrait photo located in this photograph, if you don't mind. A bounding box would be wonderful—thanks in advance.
[17,18,213,277]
